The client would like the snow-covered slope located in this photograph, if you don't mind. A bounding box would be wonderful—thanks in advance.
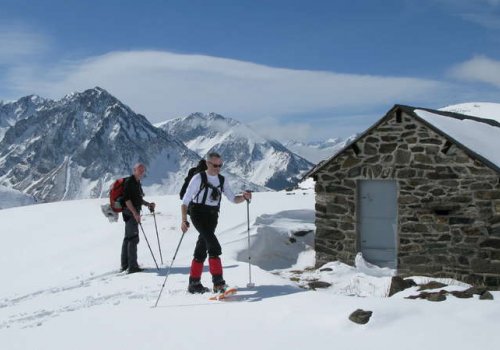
[285,136,357,164]
[440,102,500,122]
[159,113,314,190]
[0,87,201,203]
[0,190,498,350]
[0,185,36,209]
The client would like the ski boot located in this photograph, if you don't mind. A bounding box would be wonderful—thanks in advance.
[188,281,210,294]
[213,281,228,294]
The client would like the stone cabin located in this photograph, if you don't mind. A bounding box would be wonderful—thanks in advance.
[308,105,500,288]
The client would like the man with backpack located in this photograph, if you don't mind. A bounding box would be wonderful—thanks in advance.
[121,163,156,274]
[180,152,252,294]
[179,159,207,200]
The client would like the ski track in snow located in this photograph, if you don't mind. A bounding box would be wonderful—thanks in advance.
[0,270,138,329]
[0,270,119,309]
[0,268,289,329]
[0,192,317,331]
[0,267,202,329]
[1,291,136,329]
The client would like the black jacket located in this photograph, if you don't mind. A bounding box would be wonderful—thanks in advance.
[123,175,144,211]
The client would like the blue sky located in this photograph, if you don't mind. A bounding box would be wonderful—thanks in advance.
[1,0,500,141]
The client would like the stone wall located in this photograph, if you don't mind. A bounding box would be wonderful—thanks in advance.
[314,110,500,288]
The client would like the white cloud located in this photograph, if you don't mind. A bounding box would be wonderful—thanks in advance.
[431,0,500,29]
[249,118,313,142]
[250,112,383,142]
[450,56,500,88]
[0,25,50,64]
[6,50,449,125]
[448,0,500,6]
[460,13,500,29]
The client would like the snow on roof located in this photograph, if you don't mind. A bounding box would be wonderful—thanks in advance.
[440,102,500,123]
[414,107,500,172]
[308,103,500,178]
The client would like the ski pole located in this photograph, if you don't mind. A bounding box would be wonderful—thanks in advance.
[139,222,160,271]
[154,231,186,307]
[246,197,255,288]
[152,211,164,265]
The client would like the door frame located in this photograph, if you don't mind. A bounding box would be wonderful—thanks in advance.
[356,179,399,269]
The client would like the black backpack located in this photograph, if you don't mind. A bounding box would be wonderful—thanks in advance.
[179,159,208,199]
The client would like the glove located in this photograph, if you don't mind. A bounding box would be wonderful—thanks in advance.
[148,202,156,213]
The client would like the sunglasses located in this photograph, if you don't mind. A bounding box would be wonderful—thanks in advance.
[208,161,223,168]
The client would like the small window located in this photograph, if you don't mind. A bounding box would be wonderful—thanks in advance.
[351,143,360,155]
[434,209,451,216]
[441,140,452,154]
[396,109,402,123]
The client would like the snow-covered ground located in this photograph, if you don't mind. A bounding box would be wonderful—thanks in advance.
[1,182,499,349]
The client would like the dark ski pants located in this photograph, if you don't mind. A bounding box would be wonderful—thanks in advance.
[121,209,140,270]
[189,204,224,284]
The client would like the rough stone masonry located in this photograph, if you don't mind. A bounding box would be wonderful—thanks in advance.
[313,109,500,288]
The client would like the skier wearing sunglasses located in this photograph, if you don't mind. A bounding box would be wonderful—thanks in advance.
[180,152,252,294]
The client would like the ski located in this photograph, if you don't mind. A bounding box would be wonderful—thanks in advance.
[209,287,237,301]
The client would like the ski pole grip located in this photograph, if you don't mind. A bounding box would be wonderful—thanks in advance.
[148,203,155,213]
[244,190,252,203]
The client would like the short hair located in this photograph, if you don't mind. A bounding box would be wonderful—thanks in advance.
[133,163,145,170]
[206,152,221,160]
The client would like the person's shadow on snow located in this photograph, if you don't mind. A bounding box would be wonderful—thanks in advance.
[222,284,305,302]
[141,266,305,303]
[147,264,239,276]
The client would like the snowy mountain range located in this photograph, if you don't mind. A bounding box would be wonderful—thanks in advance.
[0,88,315,206]
[284,137,358,164]
[0,87,201,203]
[6,88,491,207]
[157,113,314,190]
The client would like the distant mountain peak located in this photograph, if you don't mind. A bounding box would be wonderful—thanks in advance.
[159,113,313,190]
[0,88,201,203]
[59,87,140,122]
[21,94,47,104]
[0,93,52,140]
[1,94,48,106]
[185,112,239,124]
[63,86,116,102]
[207,112,229,121]
[75,86,108,95]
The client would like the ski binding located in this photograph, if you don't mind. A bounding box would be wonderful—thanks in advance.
[209,287,237,301]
